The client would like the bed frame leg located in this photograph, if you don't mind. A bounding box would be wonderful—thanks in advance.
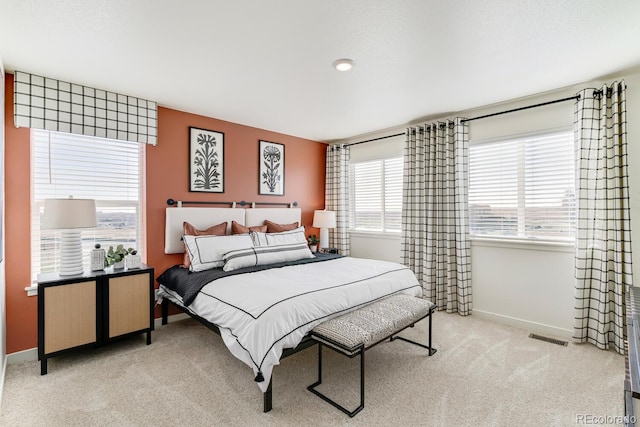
[263,377,273,412]
[161,299,169,325]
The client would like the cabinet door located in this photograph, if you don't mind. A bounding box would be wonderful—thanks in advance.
[44,281,97,354]
[108,273,151,338]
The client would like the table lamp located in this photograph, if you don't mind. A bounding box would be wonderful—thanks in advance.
[42,197,97,276]
[312,210,336,250]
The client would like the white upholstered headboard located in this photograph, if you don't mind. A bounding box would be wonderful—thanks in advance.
[165,207,302,254]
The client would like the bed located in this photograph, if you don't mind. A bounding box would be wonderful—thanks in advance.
[156,205,422,411]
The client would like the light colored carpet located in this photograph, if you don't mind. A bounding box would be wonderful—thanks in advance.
[0,312,624,426]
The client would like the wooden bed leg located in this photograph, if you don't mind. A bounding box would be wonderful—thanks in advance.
[263,377,273,412]
[161,299,169,325]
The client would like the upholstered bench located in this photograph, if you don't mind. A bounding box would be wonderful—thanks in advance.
[307,293,437,417]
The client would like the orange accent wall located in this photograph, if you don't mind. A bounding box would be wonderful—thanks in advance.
[4,74,34,354]
[4,74,327,354]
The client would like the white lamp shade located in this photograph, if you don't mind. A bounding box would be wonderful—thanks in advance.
[313,210,336,249]
[312,210,336,229]
[42,198,97,229]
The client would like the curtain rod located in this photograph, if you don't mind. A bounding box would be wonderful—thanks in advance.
[166,199,298,208]
[462,95,580,123]
[344,132,405,147]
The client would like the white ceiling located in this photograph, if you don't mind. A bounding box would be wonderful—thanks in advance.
[1,1,639,142]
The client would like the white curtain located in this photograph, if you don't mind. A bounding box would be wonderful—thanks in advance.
[325,144,350,255]
[401,118,471,314]
[573,81,632,354]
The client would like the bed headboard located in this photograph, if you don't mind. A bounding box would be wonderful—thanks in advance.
[165,207,302,254]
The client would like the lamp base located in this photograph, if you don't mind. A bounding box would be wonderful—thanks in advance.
[58,230,84,276]
[319,227,329,250]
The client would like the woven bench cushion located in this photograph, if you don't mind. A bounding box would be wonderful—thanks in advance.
[311,294,435,355]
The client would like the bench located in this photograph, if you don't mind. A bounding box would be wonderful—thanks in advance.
[307,293,437,417]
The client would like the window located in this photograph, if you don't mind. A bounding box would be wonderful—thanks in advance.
[31,129,144,281]
[468,131,575,242]
[349,157,403,232]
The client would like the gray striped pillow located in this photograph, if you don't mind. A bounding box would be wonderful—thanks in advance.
[223,242,314,272]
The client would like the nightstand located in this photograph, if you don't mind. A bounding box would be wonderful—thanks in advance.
[37,264,154,375]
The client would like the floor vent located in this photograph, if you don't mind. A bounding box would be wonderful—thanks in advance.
[528,333,568,347]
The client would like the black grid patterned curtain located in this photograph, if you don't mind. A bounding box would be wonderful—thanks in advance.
[325,144,350,255]
[14,71,157,145]
[401,118,471,315]
[573,81,632,354]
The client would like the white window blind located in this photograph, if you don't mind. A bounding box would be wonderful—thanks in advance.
[349,157,403,232]
[468,131,575,242]
[31,129,144,281]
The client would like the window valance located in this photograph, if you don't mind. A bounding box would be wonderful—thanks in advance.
[14,71,157,145]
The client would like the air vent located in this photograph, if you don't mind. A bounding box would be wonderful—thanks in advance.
[528,333,568,347]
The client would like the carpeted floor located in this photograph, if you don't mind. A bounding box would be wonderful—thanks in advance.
[0,312,624,426]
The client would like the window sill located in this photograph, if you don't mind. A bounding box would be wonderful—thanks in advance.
[470,237,574,253]
[25,284,38,297]
[349,230,401,240]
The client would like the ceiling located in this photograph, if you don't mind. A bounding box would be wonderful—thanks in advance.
[1,1,639,142]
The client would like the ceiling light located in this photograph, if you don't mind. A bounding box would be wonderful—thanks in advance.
[332,58,354,71]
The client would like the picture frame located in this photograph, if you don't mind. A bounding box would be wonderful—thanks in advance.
[259,140,285,196]
[189,127,224,193]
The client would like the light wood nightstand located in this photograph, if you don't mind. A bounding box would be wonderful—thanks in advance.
[37,264,154,375]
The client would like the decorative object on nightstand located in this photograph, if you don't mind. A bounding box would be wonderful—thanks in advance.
[105,244,136,269]
[307,234,319,253]
[91,243,106,271]
[125,250,142,269]
[42,197,97,276]
[312,210,336,250]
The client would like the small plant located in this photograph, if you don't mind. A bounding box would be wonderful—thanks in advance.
[307,235,319,245]
[105,244,136,267]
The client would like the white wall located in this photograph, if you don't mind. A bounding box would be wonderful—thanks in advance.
[349,134,404,264]
[345,67,640,339]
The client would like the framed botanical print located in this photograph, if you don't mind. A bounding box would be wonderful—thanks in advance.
[259,140,285,195]
[189,127,224,193]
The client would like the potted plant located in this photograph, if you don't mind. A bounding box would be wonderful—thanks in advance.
[105,244,136,269]
[307,234,319,253]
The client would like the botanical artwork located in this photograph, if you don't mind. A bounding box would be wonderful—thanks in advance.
[189,127,224,193]
[259,140,285,195]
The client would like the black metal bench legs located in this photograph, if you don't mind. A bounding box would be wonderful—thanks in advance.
[390,308,438,356]
[307,308,436,417]
[307,342,365,417]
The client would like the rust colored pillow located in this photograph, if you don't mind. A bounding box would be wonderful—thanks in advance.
[264,220,300,233]
[182,221,227,268]
[231,220,268,235]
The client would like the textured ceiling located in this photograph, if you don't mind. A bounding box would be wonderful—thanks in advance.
[1,0,639,142]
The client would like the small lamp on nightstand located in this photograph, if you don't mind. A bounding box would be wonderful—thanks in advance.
[42,197,97,276]
[312,210,336,250]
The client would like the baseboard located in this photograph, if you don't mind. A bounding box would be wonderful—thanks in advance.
[0,355,7,409]
[472,309,573,341]
[6,348,37,364]
[6,313,192,366]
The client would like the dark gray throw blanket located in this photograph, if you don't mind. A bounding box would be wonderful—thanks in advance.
[156,252,343,306]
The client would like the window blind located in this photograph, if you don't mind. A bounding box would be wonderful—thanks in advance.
[349,157,403,232]
[468,131,575,242]
[31,129,144,280]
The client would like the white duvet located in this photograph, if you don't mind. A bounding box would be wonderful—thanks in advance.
[161,257,422,392]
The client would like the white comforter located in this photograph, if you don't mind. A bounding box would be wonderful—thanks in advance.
[162,257,422,392]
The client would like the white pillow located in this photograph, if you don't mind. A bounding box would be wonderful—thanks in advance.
[251,226,307,247]
[223,242,314,272]
[184,234,253,272]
